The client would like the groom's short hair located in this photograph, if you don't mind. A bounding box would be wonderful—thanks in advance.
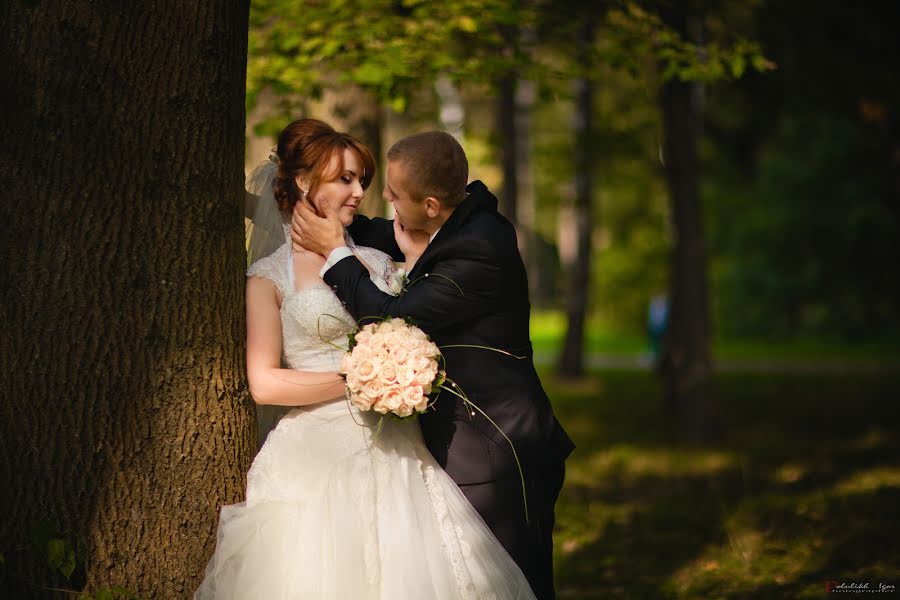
[387,131,468,207]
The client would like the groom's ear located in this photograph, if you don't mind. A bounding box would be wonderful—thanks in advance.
[424,196,442,218]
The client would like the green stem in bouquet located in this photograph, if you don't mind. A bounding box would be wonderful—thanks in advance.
[439,344,527,360]
[316,313,357,352]
[407,272,464,296]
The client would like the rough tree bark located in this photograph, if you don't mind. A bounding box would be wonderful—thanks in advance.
[558,17,595,378]
[0,2,254,598]
[658,7,715,441]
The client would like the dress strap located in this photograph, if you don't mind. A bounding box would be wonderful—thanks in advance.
[286,243,295,292]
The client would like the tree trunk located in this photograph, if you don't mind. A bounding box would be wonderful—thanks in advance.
[658,11,715,442]
[496,74,519,225]
[0,2,254,598]
[558,19,595,378]
[323,87,385,218]
[497,69,540,299]
[436,74,465,142]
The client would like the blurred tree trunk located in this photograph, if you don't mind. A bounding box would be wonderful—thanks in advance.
[658,7,715,441]
[496,28,541,300]
[497,75,519,224]
[0,2,254,598]
[558,17,596,378]
[323,88,385,217]
[436,74,465,142]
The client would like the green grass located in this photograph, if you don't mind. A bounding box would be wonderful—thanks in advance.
[531,310,900,361]
[546,368,900,599]
[531,312,647,356]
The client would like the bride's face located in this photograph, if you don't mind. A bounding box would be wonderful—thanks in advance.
[297,149,366,227]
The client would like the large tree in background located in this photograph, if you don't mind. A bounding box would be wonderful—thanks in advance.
[657,7,713,440]
[543,0,769,378]
[650,0,774,439]
[0,2,254,597]
[557,13,598,378]
[247,0,771,392]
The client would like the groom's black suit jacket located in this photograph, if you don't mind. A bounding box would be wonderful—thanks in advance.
[328,180,574,486]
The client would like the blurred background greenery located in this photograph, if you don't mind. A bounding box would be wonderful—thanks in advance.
[244,0,899,596]
[245,0,899,357]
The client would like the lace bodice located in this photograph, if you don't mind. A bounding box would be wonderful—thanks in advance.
[246,238,397,372]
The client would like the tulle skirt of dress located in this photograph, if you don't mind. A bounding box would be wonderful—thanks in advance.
[195,398,536,599]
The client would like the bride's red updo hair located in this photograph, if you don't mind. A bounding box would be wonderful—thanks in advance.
[272,119,376,214]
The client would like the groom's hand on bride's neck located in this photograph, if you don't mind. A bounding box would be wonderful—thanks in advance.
[291,202,344,257]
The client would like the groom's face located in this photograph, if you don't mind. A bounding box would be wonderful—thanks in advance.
[384,160,429,231]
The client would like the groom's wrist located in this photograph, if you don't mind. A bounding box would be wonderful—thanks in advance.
[319,246,354,278]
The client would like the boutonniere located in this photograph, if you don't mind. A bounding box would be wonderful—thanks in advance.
[387,268,409,296]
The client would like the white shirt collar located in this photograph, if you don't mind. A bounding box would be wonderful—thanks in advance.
[429,227,441,243]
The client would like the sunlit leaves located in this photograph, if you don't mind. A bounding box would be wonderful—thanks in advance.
[247,0,532,119]
[248,0,772,126]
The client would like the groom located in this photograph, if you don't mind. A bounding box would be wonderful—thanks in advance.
[293,131,574,599]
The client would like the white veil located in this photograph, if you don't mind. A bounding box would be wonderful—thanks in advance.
[245,156,294,446]
[246,156,289,268]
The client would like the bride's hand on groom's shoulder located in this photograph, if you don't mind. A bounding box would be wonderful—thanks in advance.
[292,202,344,256]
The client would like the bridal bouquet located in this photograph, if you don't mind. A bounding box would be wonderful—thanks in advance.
[338,315,531,521]
[339,317,444,418]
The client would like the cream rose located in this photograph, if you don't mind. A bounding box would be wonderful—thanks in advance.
[400,334,420,351]
[414,368,435,388]
[381,387,403,412]
[411,354,433,373]
[361,378,384,400]
[355,358,381,382]
[351,343,373,362]
[391,346,410,364]
[402,384,424,406]
[351,393,374,411]
[395,364,415,387]
[346,372,363,393]
[379,364,398,385]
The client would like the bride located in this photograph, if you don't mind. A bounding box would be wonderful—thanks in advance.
[195,119,536,599]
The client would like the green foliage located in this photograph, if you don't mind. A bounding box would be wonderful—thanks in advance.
[248,0,772,126]
[532,35,671,331]
[0,519,139,599]
[26,519,85,585]
[711,112,899,338]
[703,0,900,340]
[253,2,900,347]
[248,0,530,128]
[604,3,774,84]
[46,537,76,580]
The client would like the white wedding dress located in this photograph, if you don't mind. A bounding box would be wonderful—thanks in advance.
[195,239,536,599]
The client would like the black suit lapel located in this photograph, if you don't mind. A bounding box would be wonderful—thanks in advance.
[407,181,497,279]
